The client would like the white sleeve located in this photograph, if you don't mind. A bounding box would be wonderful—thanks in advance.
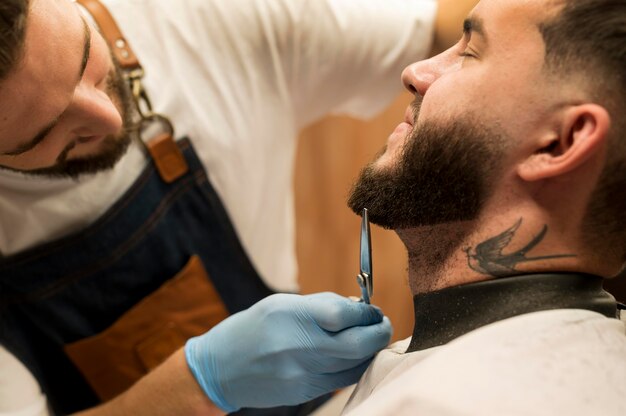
[103,0,437,128]
[0,346,49,416]
[179,0,438,127]
[283,0,438,126]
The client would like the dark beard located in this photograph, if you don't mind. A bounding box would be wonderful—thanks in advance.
[347,117,505,230]
[23,134,133,179]
[2,55,136,179]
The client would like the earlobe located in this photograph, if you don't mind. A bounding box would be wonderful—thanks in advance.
[518,104,611,182]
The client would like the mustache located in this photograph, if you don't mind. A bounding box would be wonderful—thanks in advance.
[410,96,423,124]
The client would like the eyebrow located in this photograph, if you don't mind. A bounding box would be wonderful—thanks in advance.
[78,17,91,80]
[2,17,91,156]
[463,16,488,43]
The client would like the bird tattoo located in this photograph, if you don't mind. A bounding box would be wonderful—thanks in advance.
[463,218,576,277]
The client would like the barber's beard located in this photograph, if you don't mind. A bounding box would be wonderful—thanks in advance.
[27,133,133,179]
[347,115,506,230]
[12,59,136,179]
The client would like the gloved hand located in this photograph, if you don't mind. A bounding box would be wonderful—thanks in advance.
[185,292,392,412]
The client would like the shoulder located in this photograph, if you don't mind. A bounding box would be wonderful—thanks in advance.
[346,310,626,416]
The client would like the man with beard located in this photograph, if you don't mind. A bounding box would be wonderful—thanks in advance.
[342,0,626,414]
[0,0,480,415]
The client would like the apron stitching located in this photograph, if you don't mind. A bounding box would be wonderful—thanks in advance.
[0,165,154,267]
[0,140,201,268]
[1,176,198,305]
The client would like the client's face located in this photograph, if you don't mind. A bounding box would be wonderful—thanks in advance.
[348,0,561,230]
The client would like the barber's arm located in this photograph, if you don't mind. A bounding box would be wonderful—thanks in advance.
[74,293,392,415]
[431,0,480,55]
[75,348,222,416]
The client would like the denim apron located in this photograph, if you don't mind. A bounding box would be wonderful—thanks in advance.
[0,138,325,415]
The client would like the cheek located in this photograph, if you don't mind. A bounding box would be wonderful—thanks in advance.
[415,77,476,127]
[416,73,533,137]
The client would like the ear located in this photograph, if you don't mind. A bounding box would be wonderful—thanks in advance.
[518,104,611,182]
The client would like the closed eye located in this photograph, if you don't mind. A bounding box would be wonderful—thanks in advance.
[458,50,477,59]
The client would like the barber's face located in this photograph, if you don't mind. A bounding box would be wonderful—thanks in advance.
[349,0,558,229]
[0,0,134,178]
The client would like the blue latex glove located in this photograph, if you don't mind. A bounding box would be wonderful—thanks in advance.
[185,292,392,412]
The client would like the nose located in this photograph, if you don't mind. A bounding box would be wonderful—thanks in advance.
[67,85,124,137]
[401,49,460,97]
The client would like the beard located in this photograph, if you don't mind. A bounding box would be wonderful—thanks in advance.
[5,56,136,179]
[24,134,133,179]
[347,112,506,230]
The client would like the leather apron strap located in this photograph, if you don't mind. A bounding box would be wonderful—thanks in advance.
[76,0,139,69]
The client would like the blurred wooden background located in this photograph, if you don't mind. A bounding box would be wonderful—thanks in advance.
[295,93,415,342]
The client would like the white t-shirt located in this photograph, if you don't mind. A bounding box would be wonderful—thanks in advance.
[0,0,438,414]
[343,309,626,416]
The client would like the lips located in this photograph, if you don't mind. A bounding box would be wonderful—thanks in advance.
[404,106,415,126]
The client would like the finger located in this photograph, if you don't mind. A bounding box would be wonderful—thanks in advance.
[304,293,385,332]
[320,316,392,359]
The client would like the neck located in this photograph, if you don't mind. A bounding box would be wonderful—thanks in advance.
[397,214,587,296]
[397,221,477,294]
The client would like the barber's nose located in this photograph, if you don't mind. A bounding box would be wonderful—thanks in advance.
[401,50,458,97]
[68,86,123,137]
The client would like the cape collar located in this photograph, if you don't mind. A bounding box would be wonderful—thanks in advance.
[407,273,618,353]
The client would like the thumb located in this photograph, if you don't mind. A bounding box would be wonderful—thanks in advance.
[325,316,393,359]
[304,293,384,332]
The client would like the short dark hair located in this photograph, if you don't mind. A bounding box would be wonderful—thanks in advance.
[0,0,29,80]
[540,0,626,263]
[540,0,626,104]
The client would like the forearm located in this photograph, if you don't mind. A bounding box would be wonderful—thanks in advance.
[73,349,223,416]
[431,0,479,55]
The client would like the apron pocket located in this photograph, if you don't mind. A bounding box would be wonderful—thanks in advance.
[64,255,229,401]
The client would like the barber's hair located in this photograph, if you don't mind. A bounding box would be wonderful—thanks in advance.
[0,0,29,80]
[541,0,626,263]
